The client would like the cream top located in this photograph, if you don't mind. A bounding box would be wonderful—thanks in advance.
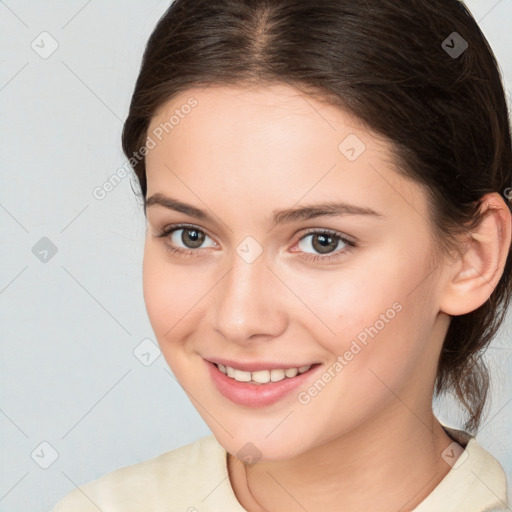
[51,427,509,511]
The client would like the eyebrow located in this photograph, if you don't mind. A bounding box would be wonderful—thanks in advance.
[145,193,385,226]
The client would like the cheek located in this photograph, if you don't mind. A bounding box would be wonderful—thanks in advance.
[142,240,203,340]
[142,244,208,384]
[142,243,170,336]
[291,301,427,441]
[288,254,403,352]
[142,239,190,344]
[304,252,435,396]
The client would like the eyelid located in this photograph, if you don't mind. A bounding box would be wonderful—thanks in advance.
[296,227,356,244]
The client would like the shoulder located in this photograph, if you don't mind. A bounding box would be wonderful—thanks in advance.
[463,438,509,510]
[414,426,509,512]
[448,426,507,497]
[51,434,225,512]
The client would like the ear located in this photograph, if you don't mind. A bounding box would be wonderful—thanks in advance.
[439,192,512,316]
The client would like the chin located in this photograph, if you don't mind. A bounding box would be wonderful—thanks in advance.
[210,421,316,462]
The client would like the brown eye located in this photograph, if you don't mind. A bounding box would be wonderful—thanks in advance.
[293,229,357,263]
[180,228,205,249]
[311,233,339,254]
[298,232,346,255]
[156,224,217,254]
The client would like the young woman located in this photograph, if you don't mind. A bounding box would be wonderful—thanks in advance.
[52,0,512,510]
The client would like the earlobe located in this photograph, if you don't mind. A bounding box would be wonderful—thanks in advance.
[439,193,512,316]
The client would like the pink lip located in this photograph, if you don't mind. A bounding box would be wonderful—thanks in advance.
[205,359,322,407]
[206,357,318,372]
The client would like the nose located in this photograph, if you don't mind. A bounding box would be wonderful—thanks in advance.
[210,246,288,344]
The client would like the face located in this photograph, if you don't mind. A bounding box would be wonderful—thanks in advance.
[143,83,448,461]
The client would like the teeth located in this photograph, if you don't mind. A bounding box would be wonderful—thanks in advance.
[270,369,285,382]
[216,363,312,384]
[233,369,252,382]
[284,367,298,378]
[252,370,271,384]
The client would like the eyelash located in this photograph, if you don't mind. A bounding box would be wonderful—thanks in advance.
[155,223,358,263]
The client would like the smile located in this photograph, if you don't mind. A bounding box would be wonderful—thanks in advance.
[206,359,322,407]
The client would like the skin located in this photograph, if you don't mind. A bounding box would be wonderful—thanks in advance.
[142,83,511,512]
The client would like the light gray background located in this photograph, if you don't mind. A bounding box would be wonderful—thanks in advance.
[0,1,511,511]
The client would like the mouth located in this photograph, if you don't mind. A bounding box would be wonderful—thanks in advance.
[205,358,322,407]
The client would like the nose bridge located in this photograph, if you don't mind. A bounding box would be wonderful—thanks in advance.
[223,245,268,316]
[212,240,283,340]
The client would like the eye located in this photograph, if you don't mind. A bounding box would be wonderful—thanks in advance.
[155,224,216,256]
[155,224,357,263]
[293,229,357,262]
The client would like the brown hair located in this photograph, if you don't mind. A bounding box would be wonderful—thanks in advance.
[122,0,512,433]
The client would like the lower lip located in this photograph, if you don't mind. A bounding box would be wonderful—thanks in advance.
[206,360,321,407]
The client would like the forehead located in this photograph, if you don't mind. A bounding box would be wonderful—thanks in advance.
[145,84,429,224]
[147,83,391,175]
[149,83,375,139]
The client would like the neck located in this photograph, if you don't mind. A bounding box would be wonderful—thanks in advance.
[228,402,456,512]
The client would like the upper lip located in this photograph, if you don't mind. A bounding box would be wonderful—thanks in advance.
[205,357,320,372]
